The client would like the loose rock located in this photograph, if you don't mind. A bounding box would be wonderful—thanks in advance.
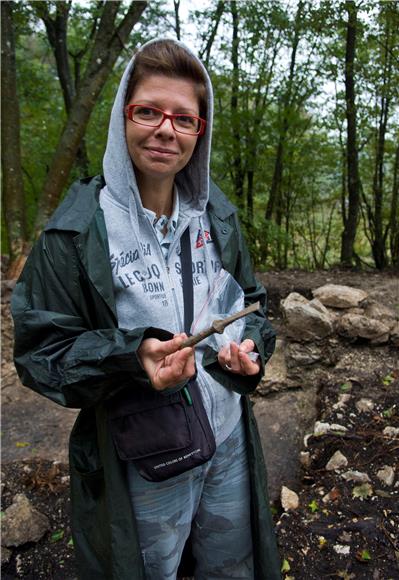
[280,293,333,341]
[322,487,341,503]
[326,450,348,471]
[337,313,390,344]
[312,284,367,309]
[363,302,398,330]
[299,451,311,468]
[286,342,323,367]
[376,465,395,486]
[1,493,50,547]
[314,421,348,436]
[333,544,351,555]
[258,339,289,393]
[281,486,299,511]
[383,426,399,438]
[355,398,375,413]
[342,470,371,483]
[332,394,352,410]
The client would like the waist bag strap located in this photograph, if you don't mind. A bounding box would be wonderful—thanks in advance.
[181,226,194,334]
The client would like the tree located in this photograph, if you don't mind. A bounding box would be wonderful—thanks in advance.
[33,1,94,174]
[1,1,27,278]
[33,0,147,235]
[197,0,225,68]
[360,1,398,269]
[173,0,181,40]
[229,1,244,206]
[5,0,397,272]
[340,0,361,266]
[389,141,399,268]
[263,0,321,267]
[265,1,304,225]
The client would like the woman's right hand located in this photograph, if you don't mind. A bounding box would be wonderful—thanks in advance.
[137,333,195,391]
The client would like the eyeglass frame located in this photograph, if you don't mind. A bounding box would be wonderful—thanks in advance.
[124,104,207,136]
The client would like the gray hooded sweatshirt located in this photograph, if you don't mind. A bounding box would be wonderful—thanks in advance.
[100,39,241,446]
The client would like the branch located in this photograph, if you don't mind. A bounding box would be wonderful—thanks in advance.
[198,0,225,67]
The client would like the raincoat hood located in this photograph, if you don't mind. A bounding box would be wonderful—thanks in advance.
[103,37,214,220]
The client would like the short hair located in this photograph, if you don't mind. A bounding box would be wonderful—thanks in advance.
[125,40,208,119]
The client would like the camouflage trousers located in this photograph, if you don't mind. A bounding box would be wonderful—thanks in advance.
[127,416,254,579]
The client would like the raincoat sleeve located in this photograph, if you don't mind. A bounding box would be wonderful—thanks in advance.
[203,213,276,395]
[11,231,171,409]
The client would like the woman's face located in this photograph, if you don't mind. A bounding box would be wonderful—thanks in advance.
[125,74,201,184]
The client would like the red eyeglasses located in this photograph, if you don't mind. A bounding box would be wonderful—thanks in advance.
[125,104,206,136]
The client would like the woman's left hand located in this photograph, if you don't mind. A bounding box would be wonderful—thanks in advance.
[218,339,261,376]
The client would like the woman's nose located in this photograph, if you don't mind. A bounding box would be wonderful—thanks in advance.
[155,116,175,137]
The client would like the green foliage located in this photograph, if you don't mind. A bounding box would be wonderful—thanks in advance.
[382,406,395,418]
[17,34,65,235]
[382,373,394,386]
[358,549,372,561]
[50,529,65,542]
[340,382,352,392]
[6,0,399,270]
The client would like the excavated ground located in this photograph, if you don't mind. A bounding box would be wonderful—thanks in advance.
[1,269,398,578]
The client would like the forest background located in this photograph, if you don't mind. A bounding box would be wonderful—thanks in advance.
[2,0,399,278]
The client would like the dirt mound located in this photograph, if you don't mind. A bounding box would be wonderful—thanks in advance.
[258,268,399,318]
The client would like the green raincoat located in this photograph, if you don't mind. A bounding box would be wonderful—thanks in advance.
[12,175,281,580]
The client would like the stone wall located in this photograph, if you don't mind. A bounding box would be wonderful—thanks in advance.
[253,284,399,501]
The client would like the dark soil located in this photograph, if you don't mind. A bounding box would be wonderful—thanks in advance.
[1,461,76,579]
[276,372,399,579]
[2,369,398,579]
[2,269,398,578]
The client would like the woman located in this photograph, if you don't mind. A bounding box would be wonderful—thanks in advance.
[12,39,280,579]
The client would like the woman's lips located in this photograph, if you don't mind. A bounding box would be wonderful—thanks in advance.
[145,147,178,156]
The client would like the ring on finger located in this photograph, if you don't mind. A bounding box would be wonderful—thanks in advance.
[225,364,232,371]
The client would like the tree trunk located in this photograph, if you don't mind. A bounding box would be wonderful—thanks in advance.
[199,0,225,68]
[33,0,147,236]
[34,1,89,175]
[265,0,302,223]
[173,0,181,40]
[265,137,284,222]
[371,86,389,269]
[35,1,75,112]
[389,141,399,268]
[341,1,361,266]
[230,1,244,206]
[1,1,28,277]
[264,1,303,266]
[370,5,395,269]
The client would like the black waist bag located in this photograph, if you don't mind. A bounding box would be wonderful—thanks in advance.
[108,379,216,481]
[108,227,216,482]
